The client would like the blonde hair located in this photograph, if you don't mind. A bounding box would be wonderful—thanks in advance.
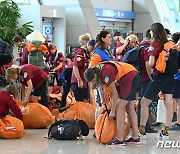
[5,84,18,98]
[126,34,137,41]
[49,44,57,50]
[6,66,19,83]
[79,33,91,42]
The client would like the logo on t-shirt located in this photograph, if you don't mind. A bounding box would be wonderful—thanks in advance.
[104,76,109,83]
[149,46,154,52]
[23,72,28,78]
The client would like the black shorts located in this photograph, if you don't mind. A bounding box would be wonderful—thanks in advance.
[32,79,48,96]
[144,74,174,100]
[71,83,89,102]
[173,80,180,98]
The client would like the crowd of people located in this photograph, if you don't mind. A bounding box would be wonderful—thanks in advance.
[0,22,179,146]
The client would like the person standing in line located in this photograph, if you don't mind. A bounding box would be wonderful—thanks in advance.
[137,29,158,133]
[139,23,174,139]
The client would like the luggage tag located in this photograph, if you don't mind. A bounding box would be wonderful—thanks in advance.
[6,126,16,131]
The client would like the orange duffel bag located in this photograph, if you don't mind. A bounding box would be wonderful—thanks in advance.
[95,104,130,144]
[58,102,96,128]
[0,115,25,139]
[16,101,54,128]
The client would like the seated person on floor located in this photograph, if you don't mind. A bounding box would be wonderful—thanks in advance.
[0,84,23,121]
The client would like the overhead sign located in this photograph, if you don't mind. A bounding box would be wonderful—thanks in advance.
[43,25,52,36]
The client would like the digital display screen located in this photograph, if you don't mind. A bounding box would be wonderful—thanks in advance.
[102,10,115,17]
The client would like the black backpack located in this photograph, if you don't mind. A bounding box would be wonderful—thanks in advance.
[0,75,7,87]
[164,49,179,75]
[47,119,89,140]
[0,39,13,65]
[122,44,149,71]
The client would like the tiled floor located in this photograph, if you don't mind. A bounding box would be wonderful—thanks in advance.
[0,126,179,154]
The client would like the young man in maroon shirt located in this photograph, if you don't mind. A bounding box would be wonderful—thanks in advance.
[6,64,48,108]
[47,44,64,94]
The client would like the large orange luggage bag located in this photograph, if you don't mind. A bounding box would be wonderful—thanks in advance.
[0,115,25,139]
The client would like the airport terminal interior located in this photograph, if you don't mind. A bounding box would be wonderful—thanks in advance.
[0,0,180,153]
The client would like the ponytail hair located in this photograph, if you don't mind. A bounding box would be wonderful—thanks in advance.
[5,84,18,98]
[95,30,110,50]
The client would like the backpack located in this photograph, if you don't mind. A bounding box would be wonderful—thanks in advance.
[155,41,179,75]
[0,39,13,65]
[27,41,47,68]
[47,119,89,140]
[122,44,149,71]
[58,71,66,86]
[0,75,7,86]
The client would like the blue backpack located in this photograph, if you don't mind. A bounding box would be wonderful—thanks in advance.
[122,44,149,71]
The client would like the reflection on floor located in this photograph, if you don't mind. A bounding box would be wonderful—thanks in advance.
[0,126,179,154]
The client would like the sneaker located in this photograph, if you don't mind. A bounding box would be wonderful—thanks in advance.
[138,131,147,140]
[106,137,125,146]
[125,137,141,145]
[159,130,169,140]
[145,127,158,133]
[169,123,180,131]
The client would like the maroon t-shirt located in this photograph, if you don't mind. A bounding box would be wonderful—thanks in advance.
[101,63,138,99]
[0,91,23,121]
[71,48,88,88]
[48,51,65,76]
[148,41,163,75]
[113,41,123,62]
[19,64,48,89]
[139,40,150,81]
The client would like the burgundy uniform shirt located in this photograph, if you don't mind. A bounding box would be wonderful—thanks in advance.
[0,91,23,121]
[148,41,163,75]
[101,63,137,99]
[19,64,48,89]
[71,48,89,88]
[48,51,65,76]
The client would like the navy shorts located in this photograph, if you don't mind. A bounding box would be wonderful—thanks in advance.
[126,74,140,100]
[144,73,174,100]
[173,80,180,98]
[117,74,140,101]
